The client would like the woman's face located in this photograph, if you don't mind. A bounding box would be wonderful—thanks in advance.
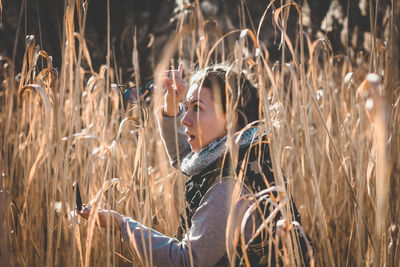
[181,85,227,152]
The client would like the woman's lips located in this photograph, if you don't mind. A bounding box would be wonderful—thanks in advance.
[185,131,195,142]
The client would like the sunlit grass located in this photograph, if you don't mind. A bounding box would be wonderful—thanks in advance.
[1,0,399,266]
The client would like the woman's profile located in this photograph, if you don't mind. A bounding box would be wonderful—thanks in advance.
[78,62,312,266]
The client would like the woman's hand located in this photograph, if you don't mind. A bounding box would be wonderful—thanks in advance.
[162,63,187,116]
[77,204,124,230]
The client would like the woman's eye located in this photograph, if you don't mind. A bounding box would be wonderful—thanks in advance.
[184,103,200,112]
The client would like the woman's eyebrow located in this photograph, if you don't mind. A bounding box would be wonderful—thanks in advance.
[185,99,205,105]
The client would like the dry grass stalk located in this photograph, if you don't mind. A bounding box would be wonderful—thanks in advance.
[1,0,399,266]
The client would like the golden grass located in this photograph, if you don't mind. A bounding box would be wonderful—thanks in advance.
[1,0,399,266]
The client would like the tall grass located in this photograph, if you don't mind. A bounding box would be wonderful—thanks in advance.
[1,0,399,266]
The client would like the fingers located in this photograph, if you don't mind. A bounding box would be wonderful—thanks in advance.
[160,63,187,116]
[76,205,122,230]
[162,65,187,95]
[77,204,90,220]
[162,63,184,81]
[162,76,174,95]
[178,62,183,75]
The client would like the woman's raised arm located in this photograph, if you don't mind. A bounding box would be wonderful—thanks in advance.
[157,63,190,168]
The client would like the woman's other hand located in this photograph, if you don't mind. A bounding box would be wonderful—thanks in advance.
[163,63,187,116]
[77,204,124,230]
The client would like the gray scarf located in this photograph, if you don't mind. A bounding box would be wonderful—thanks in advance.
[180,128,258,176]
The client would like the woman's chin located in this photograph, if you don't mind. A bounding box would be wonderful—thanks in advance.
[190,145,200,153]
[188,142,200,153]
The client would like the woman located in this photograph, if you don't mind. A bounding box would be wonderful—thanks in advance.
[78,63,312,266]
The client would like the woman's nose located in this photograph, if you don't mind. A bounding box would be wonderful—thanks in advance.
[181,111,191,126]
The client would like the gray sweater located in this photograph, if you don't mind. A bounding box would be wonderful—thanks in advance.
[120,107,255,267]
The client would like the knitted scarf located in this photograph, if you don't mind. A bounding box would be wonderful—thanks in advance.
[176,128,261,241]
[180,127,258,176]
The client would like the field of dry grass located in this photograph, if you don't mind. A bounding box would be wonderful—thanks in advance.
[1,0,399,266]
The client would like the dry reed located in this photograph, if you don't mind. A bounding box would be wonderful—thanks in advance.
[0,0,399,266]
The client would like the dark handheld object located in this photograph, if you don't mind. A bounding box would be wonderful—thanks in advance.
[72,181,83,211]
[122,79,154,104]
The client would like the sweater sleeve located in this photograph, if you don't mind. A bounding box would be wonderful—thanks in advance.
[156,104,191,169]
[120,179,254,267]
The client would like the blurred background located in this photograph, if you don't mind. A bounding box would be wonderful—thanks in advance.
[1,0,397,81]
